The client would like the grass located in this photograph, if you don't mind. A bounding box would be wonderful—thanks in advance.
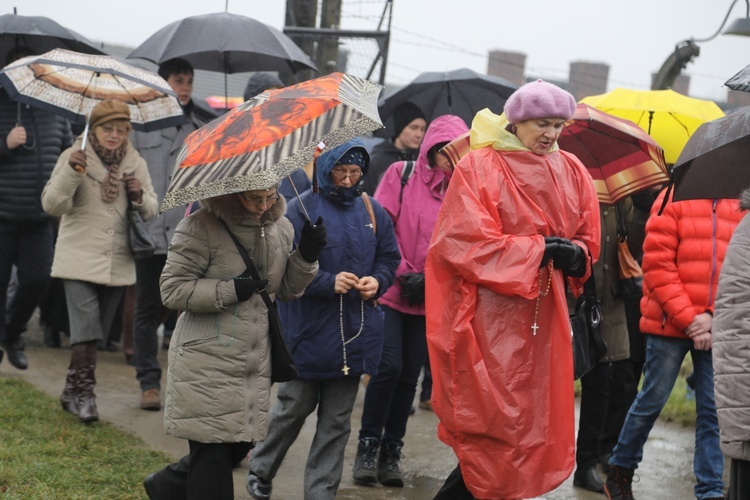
[0,377,172,499]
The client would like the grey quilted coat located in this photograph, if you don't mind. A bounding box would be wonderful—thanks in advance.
[713,187,750,461]
[160,193,317,443]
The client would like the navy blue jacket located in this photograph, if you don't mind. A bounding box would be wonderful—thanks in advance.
[281,139,401,380]
[0,90,73,222]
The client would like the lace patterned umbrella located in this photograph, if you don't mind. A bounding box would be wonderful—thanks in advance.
[0,48,184,133]
[161,72,382,213]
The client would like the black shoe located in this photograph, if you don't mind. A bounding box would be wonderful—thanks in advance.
[353,438,379,484]
[574,465,604,493]
[604,465,635,500]
[377,441,404,487]
[599,452,613,474]
[0,340,28,370]
[143,473,158,499]
[44,325,62,348]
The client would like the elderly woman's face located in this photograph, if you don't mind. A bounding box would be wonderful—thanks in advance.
[94,120,130,151]
[330,163,363,188]
[238,188,280,220]
[514,118,566,156]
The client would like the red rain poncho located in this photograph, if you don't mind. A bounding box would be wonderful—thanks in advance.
[425,110,600,499]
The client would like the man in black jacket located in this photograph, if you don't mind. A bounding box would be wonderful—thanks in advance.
[0,47,73,369]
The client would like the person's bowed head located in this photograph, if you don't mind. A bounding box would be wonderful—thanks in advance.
[504,79,576,156]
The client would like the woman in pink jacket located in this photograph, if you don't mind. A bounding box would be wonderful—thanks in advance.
[352,114,468,488]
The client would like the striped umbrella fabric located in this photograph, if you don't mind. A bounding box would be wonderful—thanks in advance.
[0,48,184,132]
[161,72,382,212]
[725,63,750,93]
[558,104,669,205]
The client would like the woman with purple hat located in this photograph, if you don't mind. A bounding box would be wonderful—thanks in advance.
[425,80,601,499]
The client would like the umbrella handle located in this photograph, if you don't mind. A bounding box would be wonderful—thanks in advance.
[286,174,311,222]
[81,121,90,150]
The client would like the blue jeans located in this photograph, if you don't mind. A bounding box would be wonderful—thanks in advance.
[359,305,427,445]
[610,334,724,499]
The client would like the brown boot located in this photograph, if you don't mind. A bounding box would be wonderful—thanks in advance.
[76,342,99,424]
[60,354,79,416]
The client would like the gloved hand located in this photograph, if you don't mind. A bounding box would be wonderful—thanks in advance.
[553,239,587,277]
[68,150,87,172]
[234,278,269,302]
[540,236,565,267]
[297,216,327,263]
[398,272,425,305]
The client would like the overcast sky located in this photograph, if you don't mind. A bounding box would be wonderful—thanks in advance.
[10,0,750,101]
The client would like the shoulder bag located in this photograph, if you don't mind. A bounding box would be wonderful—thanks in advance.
[570,258,607,379]
[127,198,156,259]
[615,205,644,298]
[221,220,298,383]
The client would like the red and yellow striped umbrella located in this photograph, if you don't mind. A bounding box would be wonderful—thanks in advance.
[441,104,669,206]
[161,72,382,212]
[558,104,669,205]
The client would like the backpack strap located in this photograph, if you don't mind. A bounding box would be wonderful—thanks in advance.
[399,161,415,202]
[361,193,377,234]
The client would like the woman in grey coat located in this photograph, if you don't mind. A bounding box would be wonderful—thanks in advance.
[712,186,750,500]
[143,184,324,499]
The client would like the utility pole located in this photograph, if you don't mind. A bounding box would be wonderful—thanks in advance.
[285,0,318,83]
[319,0,342,75]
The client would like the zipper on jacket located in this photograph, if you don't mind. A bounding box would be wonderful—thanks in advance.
[707,199,718,310]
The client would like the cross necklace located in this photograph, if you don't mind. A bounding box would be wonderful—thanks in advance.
[340,295,365,375]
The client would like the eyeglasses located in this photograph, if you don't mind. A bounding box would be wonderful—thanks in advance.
[99,123,130,136]
[241,192,280,207]
[331,168,363,182]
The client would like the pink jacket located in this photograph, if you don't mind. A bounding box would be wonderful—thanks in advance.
[374,114,469,314]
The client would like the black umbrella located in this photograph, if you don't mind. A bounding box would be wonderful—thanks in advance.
[725,64,750,93]
[0,13,106,61]
[671,106,750,201]
[127,12,317,74]
[375,67,517,138]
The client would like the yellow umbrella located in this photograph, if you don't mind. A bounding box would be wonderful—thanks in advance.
[580,88,724,164]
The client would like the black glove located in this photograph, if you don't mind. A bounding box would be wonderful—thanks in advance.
[297,216,327,263]
[398,272,425,305]
[234,278,269,302]
[540,236,565,267]
[553,239,587,277]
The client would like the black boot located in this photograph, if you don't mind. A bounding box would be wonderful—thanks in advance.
[377,441,404,487]
[574,465,604,492]
[44,324,62,348]
[352,438,379,484]
[0,339,28,369]
[76,342,99,423]
[604,465,635,500]
[60,353,80,416]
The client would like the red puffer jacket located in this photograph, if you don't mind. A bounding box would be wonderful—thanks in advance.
[639,189,745,339]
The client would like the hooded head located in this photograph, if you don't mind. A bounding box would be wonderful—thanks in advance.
[316,138,370,205]
[243,72,285,101]
[417,114,469,174]
[504,79,576,124]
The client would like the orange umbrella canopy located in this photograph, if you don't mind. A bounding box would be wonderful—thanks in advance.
[161,72,383,212]
[558,104,669,205]
[580,88,724,164]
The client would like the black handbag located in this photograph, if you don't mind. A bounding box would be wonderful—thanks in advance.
[398,272,425,305]
[570,265,607,380]
[221,220,298,383]
[127,199,156,259]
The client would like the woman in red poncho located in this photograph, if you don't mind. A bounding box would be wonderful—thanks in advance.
[426,80,601,499]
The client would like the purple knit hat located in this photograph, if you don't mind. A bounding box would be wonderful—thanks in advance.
[504,79,576,124]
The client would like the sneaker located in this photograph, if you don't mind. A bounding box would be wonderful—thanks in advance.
[246,471,272,500]
[377,441,404,487]
[353,438,379,484]
[604,465,635,500]
[140,389,161,411]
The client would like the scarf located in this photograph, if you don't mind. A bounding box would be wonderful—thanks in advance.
[89,133,127,204]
